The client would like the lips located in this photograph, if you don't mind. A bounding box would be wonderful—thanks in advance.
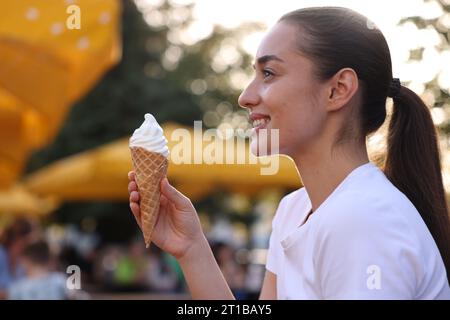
[249,113,271,130]
[252,117,270,129]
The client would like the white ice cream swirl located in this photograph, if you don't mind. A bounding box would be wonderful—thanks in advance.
[129,113,169,157]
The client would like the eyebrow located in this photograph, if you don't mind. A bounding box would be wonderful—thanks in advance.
[252,55,285,69]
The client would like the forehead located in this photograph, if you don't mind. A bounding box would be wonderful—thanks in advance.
[256,22,300,59]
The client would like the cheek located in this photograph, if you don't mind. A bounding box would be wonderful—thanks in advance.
[254,80,324,155]
[274,99,324,154]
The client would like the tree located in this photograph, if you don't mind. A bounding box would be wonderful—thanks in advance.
[399,0,450,137]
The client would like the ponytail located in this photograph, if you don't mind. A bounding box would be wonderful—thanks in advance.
[384,85,450,282]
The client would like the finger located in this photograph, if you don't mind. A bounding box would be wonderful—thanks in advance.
[160,178,192,211]
[128,171,135,181]
[130,203,141,226]
[128,181,138,193]
[130,191,140,203]
[160,194,168,207]
[130,202,140,216]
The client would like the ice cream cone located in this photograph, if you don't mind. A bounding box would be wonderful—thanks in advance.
[130,146,168,248]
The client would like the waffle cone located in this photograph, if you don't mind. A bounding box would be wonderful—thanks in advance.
[130,146,168,248]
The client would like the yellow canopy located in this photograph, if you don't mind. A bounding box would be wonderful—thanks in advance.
[22,123,302,202]
[0,184,59,216]
[0,0,121,188]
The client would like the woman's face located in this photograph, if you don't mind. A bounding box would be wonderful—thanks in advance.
[239,22,328,158]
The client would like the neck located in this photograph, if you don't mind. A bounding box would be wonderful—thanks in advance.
[292,140,369,212]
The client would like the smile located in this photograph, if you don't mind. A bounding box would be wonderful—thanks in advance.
[252,117,270,130]
[249,112,271,133]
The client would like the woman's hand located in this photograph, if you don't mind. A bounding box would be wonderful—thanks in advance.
[128,171,204,260]
[129,171,235,299]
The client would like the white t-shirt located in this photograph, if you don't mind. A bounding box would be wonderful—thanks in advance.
[266,161,450,299]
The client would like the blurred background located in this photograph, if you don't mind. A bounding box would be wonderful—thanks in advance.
[0,0,449,299]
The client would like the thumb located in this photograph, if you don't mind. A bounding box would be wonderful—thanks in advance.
[160,178,192,210]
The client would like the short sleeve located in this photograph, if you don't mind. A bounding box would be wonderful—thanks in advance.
[315,202,420,299]
[266,198,287,275]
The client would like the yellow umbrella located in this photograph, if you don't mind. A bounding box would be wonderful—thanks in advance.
[22,123,302,202]
[0,0,121,188]
[0,184,59,216]
[0,91,47,188]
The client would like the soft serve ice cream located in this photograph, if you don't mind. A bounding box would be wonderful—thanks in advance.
[130,113,169,157]
[129,113,169,248]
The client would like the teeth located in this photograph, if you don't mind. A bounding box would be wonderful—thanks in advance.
[252,118,270,127]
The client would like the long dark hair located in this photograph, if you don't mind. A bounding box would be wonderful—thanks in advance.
[280,7,450,281]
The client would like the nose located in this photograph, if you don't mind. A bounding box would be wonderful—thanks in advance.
[238,80,260,110]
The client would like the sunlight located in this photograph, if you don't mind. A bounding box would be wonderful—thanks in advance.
[177,0,445,88]
[136,0,447,88]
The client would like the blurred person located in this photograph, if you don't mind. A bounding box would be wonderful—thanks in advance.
[93,245,122,290]
[58,243,98,287]
[244,263,267,300]
[7,240,68,300]
[0,218,37,299]
[211,241,246,299]
[164,253,186,293]
[146,245,179,293]
[128,7,450,299]
[113,239,148,291]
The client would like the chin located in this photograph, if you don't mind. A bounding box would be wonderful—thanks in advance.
[251,128,289,156]
[250,139,283,157]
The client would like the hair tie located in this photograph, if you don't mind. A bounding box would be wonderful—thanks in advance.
[388,78,401,99]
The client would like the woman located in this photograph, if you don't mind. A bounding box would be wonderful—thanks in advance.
[128,7,450,299]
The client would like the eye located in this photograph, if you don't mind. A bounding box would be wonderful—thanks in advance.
[262,69,274,79]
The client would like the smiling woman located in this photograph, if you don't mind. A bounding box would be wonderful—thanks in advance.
[128,6,450,300]
[241,6,450,299]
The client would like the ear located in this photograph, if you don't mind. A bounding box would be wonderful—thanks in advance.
[326,68,359,112]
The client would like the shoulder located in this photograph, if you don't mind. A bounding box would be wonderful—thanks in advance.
[311,169,430,272]
[314,184,425,271]
[272,187,309,227]
[318,185,417,238]
[314,187,426,299]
